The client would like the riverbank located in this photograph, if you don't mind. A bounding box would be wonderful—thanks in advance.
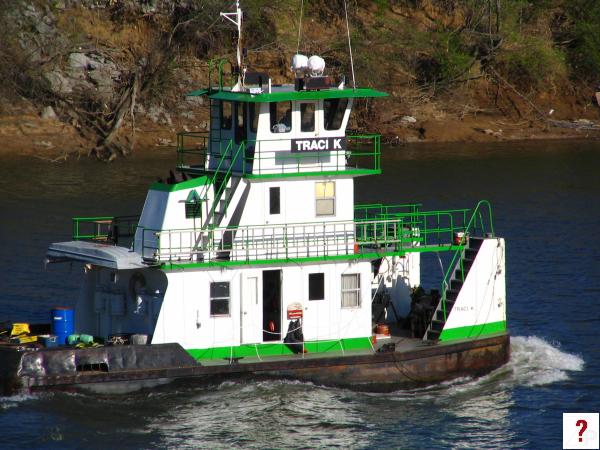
[3,1,600,161]
[2,102,599,161]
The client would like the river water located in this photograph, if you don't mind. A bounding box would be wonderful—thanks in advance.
[0,140,598,449]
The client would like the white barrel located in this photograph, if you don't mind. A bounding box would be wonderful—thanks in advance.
[308,55,325,76]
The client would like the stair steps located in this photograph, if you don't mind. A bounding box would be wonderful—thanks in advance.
[424,236,485,342]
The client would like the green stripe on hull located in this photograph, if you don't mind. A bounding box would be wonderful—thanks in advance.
[187,337,372,361]
[439,320,507,342]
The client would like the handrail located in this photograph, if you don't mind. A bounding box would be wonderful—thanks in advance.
[72,215,140,245]
[176,133,382,176]
[197,139,234,221]
[439,200,494,321]
[205,141,247,229]
[136,203,478,264]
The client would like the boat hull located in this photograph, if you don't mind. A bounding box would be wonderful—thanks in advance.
[0,334,509,395]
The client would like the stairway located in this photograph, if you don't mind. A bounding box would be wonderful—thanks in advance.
[424,236,484,341]
[203,176,240,229]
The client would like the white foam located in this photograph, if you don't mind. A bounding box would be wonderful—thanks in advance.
[0,393,40,409]
[506,335,584,386]
[381,335,584,399]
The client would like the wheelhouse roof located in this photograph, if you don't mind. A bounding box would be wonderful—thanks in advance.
[186,86,388,103]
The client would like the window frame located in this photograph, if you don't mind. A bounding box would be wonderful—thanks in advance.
[299,102,316,132]
[315,181,335,217]
[210,281,231,317]
[249,102,259,133]
[269,186,281,215]
[270,101,292,134]
[323,98,348,131]
[308,273,325,301]
[341,273,361,308]
[220,101,233,130]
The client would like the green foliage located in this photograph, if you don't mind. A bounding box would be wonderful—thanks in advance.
[565,1,600,78]
[496,35,566,89]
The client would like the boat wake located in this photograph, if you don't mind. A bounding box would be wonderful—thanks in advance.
[506,335,584,386]
[384,335,584,400]
[0,393,41,410]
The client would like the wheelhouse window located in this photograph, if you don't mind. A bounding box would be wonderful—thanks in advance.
[235,102,246,143]
[269,186,280,215]
[315,181,335,216]
[300,103,315,132]
[341,274,360,308]
[323,98,348,130]
[309,273,325,301]
[220,101,232,129]
[270,101,291,133]
[249,103,259,133]
[210,282,230,316]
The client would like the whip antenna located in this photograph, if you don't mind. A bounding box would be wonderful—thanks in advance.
[343,0,356,90]
[296,0,304,54]
[221,0,243,89]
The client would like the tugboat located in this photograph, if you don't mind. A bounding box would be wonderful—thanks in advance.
[0,2,508,394]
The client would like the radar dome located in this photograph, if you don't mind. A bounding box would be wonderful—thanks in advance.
[291,54,309,73]
[308,55,325,76]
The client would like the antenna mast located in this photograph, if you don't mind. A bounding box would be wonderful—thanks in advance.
[221,1,243,90]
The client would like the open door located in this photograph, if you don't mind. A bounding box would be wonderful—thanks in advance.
[262,269,282,341]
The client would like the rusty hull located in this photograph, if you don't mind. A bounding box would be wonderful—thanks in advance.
[0,334,510,394]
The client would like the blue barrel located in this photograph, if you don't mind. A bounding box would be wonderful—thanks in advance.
[51,307,74,345]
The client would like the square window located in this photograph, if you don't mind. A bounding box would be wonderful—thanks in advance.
[315,181,335,216]
[269,187,280,215]
[309,273,325,300]
[210,282,230,316]
[341,274,360,308]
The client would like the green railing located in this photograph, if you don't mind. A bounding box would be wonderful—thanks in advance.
[355,204,472,250]
[354,203,422,221]
[72,215,139,245]
[205,141,247,226]
[439,200,495,321]
[135,202,488,264]
[176,133,381,176]
[176,132,209,169]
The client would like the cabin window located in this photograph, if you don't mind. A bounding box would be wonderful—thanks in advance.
[300,103,315,132]
[249,103,259,133]
[341,274,361,308]
[308,273,325,301]
[324,98,348,130]
[235,102,247,143]
[270,101,292,133]
[315,181,335,216]
[210,282,230,316]
[269,187,280,215]
[221,101,232,129]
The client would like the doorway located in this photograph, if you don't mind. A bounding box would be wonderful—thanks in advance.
[262,269,282,341]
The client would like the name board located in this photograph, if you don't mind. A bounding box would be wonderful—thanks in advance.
[291,137,347,153]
